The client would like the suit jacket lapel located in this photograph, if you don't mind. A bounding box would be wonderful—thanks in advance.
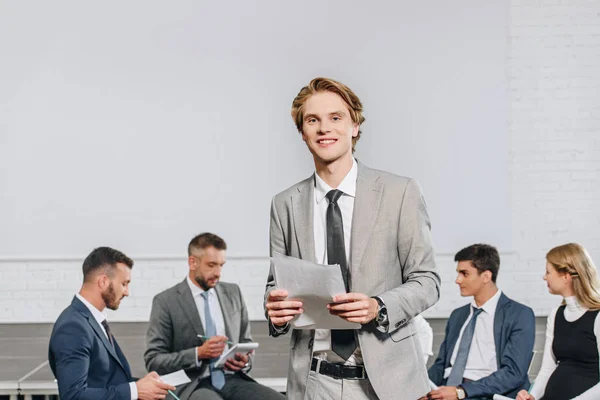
[493,293,509,368]
[215,284,234,340]
[176,280,206,337]
[292,176,316,263]
[350,164,383,283]
[71,297,128,374]
[114,339,132,379]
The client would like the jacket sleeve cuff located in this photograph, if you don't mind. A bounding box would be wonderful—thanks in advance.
[269,321,290,337]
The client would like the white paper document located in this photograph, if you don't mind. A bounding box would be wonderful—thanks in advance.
[214,342,259,368]
[271,254,361,330]
[159,369,191,386]
[492,395,515,400]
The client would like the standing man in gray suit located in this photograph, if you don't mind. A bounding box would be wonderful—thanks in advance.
[145,233,284,400]
[264,77,441,399]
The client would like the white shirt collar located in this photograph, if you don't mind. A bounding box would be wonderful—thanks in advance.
[76,293,107,326]
[314,158,358,204]
[471,289,502,314]
[186,275,214,298]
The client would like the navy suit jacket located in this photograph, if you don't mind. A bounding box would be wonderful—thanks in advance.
[428,293,535,399]
[49,296,134,400]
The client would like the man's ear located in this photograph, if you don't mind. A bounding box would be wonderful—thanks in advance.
[482,270,493,284]
[352,123,359,138]
[98,273,110,290]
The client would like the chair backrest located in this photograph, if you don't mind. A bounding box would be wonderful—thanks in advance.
[528,349,539,376]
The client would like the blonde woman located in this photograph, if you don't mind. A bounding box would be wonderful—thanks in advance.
[517,243,600,400]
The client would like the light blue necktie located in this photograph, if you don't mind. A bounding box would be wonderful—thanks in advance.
[446,307,484,387]
[201,291,225,390]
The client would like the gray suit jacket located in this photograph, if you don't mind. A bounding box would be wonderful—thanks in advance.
[145,280,253,399]
[265,162,441,400]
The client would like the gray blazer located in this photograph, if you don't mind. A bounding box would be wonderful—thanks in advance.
[265,162,441,400]
[145,280,253,399]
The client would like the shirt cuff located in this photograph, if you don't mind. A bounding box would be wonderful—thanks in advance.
[272,321,289,333]
[129,381,138,400]
[195,346,202,367]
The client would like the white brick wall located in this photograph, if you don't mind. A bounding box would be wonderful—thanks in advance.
[0,256,270,322]
[509,0,600,315]
[1,0,599,323]
[0,253,519,323]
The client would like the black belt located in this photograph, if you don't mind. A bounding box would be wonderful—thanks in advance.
[310,358,367,380]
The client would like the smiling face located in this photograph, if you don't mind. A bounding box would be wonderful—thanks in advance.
[300,91,359,168]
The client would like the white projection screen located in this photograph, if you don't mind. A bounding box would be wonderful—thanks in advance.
[0,1,509,257]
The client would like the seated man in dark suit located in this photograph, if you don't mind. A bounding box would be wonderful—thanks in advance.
[49,247,175,400]
[144,233,284,400]
[424,244,535,400]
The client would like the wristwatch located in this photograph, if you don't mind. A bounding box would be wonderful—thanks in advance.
[456,386,466,400]
[372,296,388,326]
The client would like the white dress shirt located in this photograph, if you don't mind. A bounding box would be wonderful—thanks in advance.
[186,277,228,376]
[312,158,363,364]
[529,296,600,400]
[413,314,434,363]
[444,289,502,381]
[75,293,138,400]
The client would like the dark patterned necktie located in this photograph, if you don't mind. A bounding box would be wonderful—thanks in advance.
[326,189,356,360]
[101,319,115,349]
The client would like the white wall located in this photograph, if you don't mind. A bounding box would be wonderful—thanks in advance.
[1,0,599,322]
[509,0,600,315]
[0,0,510,258]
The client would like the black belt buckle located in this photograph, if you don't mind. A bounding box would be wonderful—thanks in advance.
[311,358,367,380]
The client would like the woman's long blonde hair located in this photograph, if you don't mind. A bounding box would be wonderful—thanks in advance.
[547,243,600,310]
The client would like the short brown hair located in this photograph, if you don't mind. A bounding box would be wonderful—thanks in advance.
[291,77,365,152]
[188,232,227,257]
[82,247,133,282]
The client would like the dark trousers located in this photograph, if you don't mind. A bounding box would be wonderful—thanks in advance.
[186,373,285,400]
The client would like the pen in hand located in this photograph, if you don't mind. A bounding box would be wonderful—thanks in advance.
[197,334,234,345]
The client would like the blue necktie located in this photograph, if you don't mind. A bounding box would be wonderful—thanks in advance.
[201,291,225,390]
[446,307,483,387]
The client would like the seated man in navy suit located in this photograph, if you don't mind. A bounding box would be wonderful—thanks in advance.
[424,244,535,400]
[49,247,176,400]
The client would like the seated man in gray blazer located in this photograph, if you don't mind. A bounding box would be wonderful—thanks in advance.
[145,233,284,400]
[424,244,536,400]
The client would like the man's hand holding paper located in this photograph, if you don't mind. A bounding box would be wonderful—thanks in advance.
[270,254,360,329]
[327,292,379,325]
[265,289,304,326]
